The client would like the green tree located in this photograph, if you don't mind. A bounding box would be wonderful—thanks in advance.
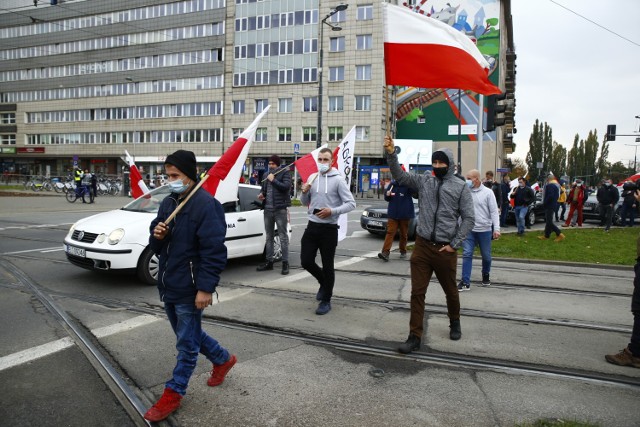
[509,157,528,180]
[584,130,599,186]
[526,120,554,181]
[548,141,567,177]
[596,136,610,181]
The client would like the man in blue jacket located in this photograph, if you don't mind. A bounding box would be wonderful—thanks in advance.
[144,150,236,422]
[378,177,416,261]
[538,173,565,242]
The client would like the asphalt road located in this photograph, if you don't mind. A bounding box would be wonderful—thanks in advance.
[0,192,639,426]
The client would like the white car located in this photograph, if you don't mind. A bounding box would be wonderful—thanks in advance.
[64,184,289,284]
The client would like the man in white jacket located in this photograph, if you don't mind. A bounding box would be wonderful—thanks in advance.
[458,169,500,290]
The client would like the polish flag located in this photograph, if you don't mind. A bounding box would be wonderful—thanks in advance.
[202,106,270,204]
[531,182,540,192]
[382,3,501,95]
[125,150,150,199]
[293,144,328,183]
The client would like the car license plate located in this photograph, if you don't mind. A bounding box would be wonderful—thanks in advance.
[66,244,85,258]
[369,220,383,227]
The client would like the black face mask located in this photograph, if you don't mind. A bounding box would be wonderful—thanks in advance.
[433,166,448,178]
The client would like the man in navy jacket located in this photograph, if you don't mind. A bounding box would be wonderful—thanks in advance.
[538,173,565,242]
[378,178,416,261]
[145,150,236,422]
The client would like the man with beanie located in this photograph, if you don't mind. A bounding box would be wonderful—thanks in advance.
[458,169,500,291]
[257,154,292,274]
[606,189,640,369]
[538,173,565,242]
[383,136,474,354]
[300,147,356,315]
[145,150,236,422]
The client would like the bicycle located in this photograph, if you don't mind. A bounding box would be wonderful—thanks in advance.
[66,185,91,203]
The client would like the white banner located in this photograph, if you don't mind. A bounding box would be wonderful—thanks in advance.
[335,126,356,242]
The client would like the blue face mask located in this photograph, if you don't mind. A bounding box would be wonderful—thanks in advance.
[318,163,330,174]
[169,178,189,194]
[466,179,473,188]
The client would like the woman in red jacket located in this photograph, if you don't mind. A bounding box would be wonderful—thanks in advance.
[562,179,587,227]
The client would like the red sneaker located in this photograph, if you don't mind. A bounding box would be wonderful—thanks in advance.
[207,354,237,387]
[144,387,182,422]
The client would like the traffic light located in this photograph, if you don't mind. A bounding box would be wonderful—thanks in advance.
[485,93,507,132]
[606,124,616,141]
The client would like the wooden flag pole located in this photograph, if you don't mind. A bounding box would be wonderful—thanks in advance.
[385,85,390,137]
[164,174,210,225]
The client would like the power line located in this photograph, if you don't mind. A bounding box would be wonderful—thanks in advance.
[549,0,640,48]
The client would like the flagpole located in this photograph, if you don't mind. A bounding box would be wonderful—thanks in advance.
[385,85,390,137]
[457,89,462,174]
[260,162,294,183]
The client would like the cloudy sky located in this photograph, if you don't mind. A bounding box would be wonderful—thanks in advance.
[509,0,640,168]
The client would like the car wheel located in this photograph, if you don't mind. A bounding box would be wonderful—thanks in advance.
[613,208,622,226]
[261,233,283,262]
[137,247,159,285]
[527,210,536,225]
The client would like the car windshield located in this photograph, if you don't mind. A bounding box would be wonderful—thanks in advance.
[121,184,262,214]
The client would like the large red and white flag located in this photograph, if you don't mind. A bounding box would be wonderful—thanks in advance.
[382,3,501,95]
[334,126,356,242]
[293,144,328,183]
[202,106,270,204]
[124,150,150,199]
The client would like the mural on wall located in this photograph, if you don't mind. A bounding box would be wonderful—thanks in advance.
[395,0,501,143]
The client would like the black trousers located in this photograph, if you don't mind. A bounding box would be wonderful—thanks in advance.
[300,221,338,303]
[630,263,640,356]
[544,208,561,237]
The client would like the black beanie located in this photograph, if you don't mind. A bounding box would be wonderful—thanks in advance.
[268,155,281,167]
[165,150,198,182]
[431,150,449,166]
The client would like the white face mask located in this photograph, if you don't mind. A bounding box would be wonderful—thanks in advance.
[465,179,473,188]
[169,178,189,194]
[318,163,330,174]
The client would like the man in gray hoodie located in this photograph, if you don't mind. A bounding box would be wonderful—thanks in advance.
[384,136,475,354]
[300,148,356,315]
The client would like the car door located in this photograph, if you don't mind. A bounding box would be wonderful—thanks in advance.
[224,185,266,258]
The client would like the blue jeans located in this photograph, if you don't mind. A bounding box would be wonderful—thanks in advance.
[500,205,509,227]
[515,206,528,234]
[264,208,289,262]
[164,303,229,395]
[621,203,636,226]
[461,231,492,284]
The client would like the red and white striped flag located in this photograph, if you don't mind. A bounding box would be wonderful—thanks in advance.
[382,3,501,95]
[125,150,150,199]
[293,144,328,183]
[202,106,270,204]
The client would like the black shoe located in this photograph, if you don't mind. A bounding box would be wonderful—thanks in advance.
[256,261,273,271]
[482,273,491,287]
[398,334,421,354]
[281,261,289,275]
[450,319,462,340]
[315,301,331,315]
[377,252,389,262]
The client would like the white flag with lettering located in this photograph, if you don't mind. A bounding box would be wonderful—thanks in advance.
[334,126,356,241]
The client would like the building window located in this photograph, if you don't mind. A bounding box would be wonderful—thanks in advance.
[355,95,371,111]
[278,127,292,142]
[255,127,268,142]
[278,98,292,113]
[328,127,343,141]
[355,65,372,81]
[302,127,316,142]
[329,9,347,23]
[232,128,243,140]
[328,96,344,112]
[303,96,317,112]
[233,100,245,114]
[357,5,373,21]
[329,66,344,82]
[0,134,16,145]
[329,37,345,52]
[255,99,269,113]
[355,126,370,141]
[1,113,16,124]
[356,34,373,50]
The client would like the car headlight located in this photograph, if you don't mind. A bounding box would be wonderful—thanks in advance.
[67,222,77,238]
[361,210,369,217]
[107,228,125,245]
[96,233,106,244]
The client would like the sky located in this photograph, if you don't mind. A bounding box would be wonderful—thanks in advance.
[509,0,640,169]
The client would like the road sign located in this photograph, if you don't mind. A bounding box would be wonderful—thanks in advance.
[447,124,477,135]
[293,143,300,154]
[496,168,510,173]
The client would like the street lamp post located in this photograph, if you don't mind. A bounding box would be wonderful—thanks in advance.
[317,3,348,148]
[625,144,640,173]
